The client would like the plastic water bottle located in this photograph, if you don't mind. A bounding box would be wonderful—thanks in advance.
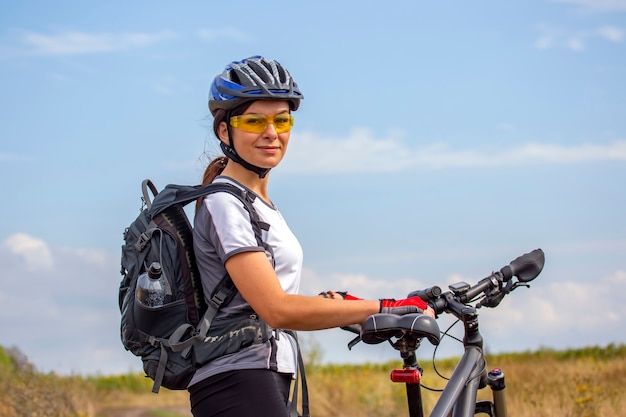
[136,262,171,307]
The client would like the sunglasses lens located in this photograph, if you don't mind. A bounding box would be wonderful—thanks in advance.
[230,114,294,134]
[235,115,267,133]
[272,115,294,133]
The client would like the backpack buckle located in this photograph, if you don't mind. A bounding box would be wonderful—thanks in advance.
[147,335,161,348]
[209,290,227,309]
[135,231,152,251]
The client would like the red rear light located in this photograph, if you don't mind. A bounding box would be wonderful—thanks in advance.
[390,369,421,384]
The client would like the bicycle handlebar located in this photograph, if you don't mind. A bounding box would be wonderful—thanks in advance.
[341,249,545,348]
[411,248,545,316]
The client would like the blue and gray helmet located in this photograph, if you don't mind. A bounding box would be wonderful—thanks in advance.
[208,55,303,115]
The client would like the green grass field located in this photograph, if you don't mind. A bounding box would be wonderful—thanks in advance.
[2,343,625,417]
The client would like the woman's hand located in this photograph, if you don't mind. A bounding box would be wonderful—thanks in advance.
[423,306,436,318]
[318,290,360,300]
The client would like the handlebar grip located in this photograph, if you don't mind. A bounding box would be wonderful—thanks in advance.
[500,248,545,282]
[407,286,442,301]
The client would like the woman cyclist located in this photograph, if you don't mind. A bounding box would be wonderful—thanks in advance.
[190,55,435,417]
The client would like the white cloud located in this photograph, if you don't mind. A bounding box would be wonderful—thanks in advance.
[606,269,626,284]
[72,247,110,267]
[300,268,406,299]
[281,129,626,174]
[317,273,404,299]
[535,23,624,51]
[536,30,588,51]
[536,34,588,51]
[566,36,586,50]
[475,269,626,352]
[17,30,177,56]
[550,0,626,12]
[0,233,134,375]
[0,151,33,162]
[597,25,625,42]
[535,35,554,50]
[4,233,54,271]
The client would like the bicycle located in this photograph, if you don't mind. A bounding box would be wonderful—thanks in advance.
[342,248,545,417]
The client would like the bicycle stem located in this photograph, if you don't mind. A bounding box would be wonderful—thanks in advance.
[438,295,483,346]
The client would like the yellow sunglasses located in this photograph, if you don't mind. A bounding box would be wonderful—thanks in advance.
[229,113,294,134]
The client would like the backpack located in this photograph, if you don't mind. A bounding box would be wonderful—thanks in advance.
[118,179,273,393]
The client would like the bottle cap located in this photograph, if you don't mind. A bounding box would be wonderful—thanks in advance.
[147,262,162,279]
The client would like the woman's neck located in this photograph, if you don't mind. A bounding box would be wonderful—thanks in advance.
[220,161,271,204]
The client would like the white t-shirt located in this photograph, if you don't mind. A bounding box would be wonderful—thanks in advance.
[190,176,303,386]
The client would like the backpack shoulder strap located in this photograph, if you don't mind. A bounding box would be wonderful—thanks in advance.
[285,330,310,417]
[166,182,273,258]
[146,180,272,262]
[148,182,247,216]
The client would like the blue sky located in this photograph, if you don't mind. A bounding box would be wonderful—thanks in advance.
[1,0,625,376]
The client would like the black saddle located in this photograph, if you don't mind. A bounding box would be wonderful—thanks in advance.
[360,313,441,346]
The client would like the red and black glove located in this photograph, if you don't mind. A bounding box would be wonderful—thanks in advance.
[380,296,428,315]
[336,291,362,300]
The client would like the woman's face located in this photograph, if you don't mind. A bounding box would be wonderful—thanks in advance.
[219,99,292,170]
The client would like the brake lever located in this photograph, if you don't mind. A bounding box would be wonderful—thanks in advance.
[509,282,530,292]
[477,280,531,308]
[477,292,505,308]
[347,336,362,350]
[341,325,363,350]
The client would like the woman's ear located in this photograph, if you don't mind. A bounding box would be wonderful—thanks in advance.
[217,121,229,144]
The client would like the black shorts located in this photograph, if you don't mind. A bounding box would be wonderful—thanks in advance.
[189,369,292,417]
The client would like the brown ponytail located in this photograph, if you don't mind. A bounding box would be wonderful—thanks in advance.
[201,156,228,185]
[196,156,227,211]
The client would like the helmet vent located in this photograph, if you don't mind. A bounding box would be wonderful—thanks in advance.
[276,65,287,84]
[247,61,272,83]
[229,71,242,85]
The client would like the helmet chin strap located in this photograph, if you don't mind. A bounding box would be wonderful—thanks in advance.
[221,120,271,179]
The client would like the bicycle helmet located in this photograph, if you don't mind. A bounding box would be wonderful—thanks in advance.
[209,55,303,115]
[208,56,304,178]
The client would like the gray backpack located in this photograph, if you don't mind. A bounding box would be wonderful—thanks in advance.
[118,179,272,393]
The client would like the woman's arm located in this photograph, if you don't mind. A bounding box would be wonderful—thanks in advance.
[225,251,380,330]
[225,251,435,329]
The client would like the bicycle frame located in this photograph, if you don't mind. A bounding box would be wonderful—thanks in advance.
[420,347,486,417]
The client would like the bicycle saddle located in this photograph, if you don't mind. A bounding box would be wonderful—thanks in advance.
[360,313,441,346]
